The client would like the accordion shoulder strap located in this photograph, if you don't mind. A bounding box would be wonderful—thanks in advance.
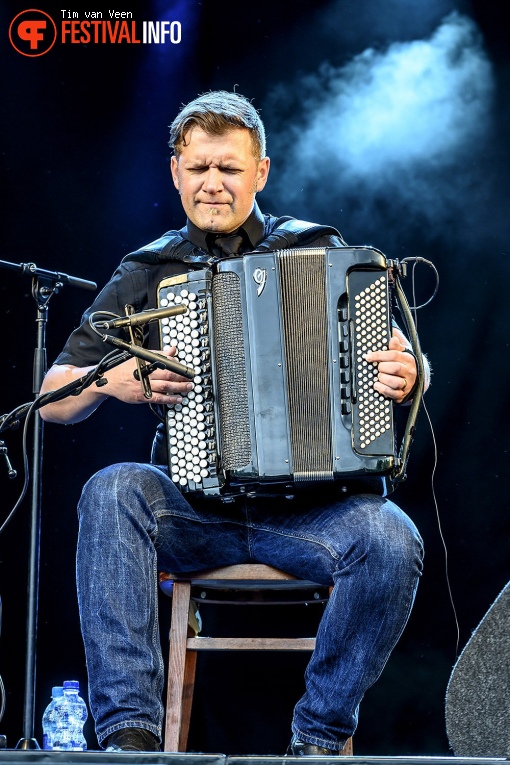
[253,218,346,251]
[122,229,198,265]
[122,218,345,266]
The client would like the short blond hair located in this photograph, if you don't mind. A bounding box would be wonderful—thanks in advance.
[169,91,266,159]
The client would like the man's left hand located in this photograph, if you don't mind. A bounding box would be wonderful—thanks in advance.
[365,328,417,405]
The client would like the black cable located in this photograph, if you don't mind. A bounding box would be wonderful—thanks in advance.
[400,256,439,309]
[0,400,36,535]
[0,349,131,536]
[88,311,120,338]
[398,256,459,654]
[0,673,5,723]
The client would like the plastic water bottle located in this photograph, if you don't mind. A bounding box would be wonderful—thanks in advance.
[42,686,64,750]
[51,680,88,751]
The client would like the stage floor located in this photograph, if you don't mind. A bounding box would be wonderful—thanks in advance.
[0,753,507,765]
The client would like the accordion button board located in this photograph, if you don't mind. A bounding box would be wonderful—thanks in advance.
[158,246,397,498]
[158,277,219,490]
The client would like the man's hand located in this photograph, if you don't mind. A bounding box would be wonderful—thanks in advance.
[101,347,193,406]
[39,346,194,424]
[365,328,418,405]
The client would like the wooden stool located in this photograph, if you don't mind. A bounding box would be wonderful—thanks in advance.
[159,563,353,755]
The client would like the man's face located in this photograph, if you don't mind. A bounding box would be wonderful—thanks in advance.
[170,127,270,233]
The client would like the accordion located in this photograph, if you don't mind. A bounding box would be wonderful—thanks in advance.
[158,246,404,499]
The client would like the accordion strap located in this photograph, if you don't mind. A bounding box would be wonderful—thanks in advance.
[122,218,345,267]
[253,218,346,251]
[122,230,201,265]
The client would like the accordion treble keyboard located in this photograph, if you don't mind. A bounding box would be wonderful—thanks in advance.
[159,274,218,489]
[158,246,396,498]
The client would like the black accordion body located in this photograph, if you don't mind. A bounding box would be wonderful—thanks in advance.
[158,246,401,499]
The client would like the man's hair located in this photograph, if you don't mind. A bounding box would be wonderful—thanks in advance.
[169,91,266,159]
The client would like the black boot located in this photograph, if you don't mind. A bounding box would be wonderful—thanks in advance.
[291,737,339,756]
[104,727,160,751]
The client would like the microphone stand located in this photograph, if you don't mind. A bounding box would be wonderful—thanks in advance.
[0,260,96,750]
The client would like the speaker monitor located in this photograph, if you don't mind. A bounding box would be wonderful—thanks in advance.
[445,580,510,757]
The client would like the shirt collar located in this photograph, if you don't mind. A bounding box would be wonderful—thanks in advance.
[183,201,265,253]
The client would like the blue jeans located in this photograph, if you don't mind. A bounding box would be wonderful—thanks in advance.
[76,462,423,750]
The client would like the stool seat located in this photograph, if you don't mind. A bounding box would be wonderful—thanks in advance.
[159,563,353,755]
[160,563,327,589]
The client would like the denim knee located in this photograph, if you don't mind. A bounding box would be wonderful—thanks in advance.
[80,461,154,497]
[78,462,172,521]
[321,495,423,585]
[367,498,424,576]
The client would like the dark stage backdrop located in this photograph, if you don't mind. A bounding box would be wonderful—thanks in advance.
[1,0,509,756]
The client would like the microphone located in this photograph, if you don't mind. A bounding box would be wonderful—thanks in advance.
[95,304,187,330]
[101,334,195,379]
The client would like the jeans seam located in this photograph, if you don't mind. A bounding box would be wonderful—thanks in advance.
[249,524,342,561]
[153,508,243,524]
[353,576,419,703]
[245,502,255,560]
[151,550,164,725]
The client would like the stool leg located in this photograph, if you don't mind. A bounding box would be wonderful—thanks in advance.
[165,581,192,752]
[179,649,197,750]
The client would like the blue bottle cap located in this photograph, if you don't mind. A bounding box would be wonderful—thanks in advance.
[52,687,64,696]
[63,680,80,691]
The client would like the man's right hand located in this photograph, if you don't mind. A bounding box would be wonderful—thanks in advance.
[39,346,193,424]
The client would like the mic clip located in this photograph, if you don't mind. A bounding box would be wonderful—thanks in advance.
[0,440,17,479]
[133,361,160,381]
[124,304,153,399]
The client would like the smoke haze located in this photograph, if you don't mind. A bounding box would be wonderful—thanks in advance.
[264,12,497,252]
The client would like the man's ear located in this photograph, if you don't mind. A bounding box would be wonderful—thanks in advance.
[170,156,180,191]
[256,156,270,192]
